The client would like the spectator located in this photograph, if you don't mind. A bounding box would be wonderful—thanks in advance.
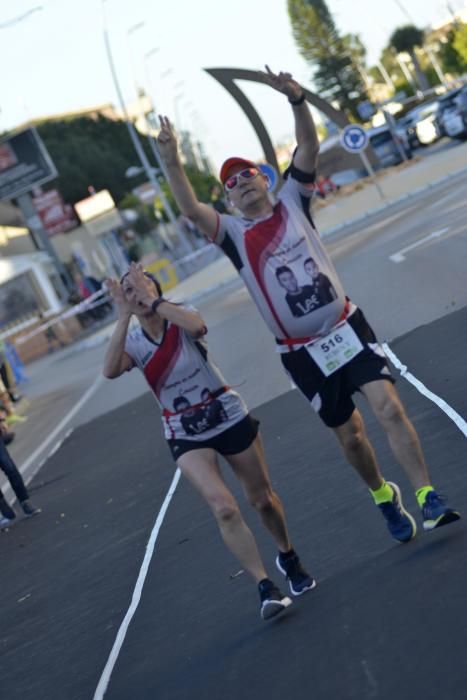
[38,313,66,353]
[0,426,40,528]
[315,174,339,199]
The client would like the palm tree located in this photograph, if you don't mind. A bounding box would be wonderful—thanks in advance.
[390,25,429,91]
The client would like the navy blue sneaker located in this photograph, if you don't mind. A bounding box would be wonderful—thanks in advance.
[20,500,41,518]
[258,579,292,620]
[276,551,317,596]
[421,491,461,531]
[378,482,417,543]
[0,516,15,530]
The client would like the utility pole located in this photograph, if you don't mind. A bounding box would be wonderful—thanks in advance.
[102,0,192,255]
[425,45,449,87]
[377,61,396,91]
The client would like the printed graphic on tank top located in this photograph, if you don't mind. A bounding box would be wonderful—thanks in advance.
[213,174,355,347]
[125,316,247,440]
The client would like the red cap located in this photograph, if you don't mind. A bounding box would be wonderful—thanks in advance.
[219,157,257,184]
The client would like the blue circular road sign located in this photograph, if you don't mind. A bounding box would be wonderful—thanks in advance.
[340,125,368,153]
[259,163,279,192]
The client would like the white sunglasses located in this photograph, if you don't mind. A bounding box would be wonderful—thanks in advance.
[224,167,261,192]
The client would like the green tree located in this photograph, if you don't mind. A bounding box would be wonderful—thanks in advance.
[37,116,150,204]
[453,23,467,66]
[35,116,215,208]
[437,29,465,74]
[287,0,367,120]
[389,25,429,91]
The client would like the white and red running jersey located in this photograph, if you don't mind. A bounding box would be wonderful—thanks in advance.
[124,317,248,441]
[214,175,355,350]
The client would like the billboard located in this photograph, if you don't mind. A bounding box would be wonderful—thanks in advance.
[0,127,58,202]
[74,189,123,237]
[74,189,116,222]
[32,189,77,236]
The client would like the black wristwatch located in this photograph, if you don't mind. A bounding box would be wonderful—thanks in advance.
[289,92,306,106]
[151,297,167,314]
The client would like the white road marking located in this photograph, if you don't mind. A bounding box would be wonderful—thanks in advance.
[383,343,467,437]
[19,374,104,486]
[47,429,74,460]
[389,227,450,263]
[93,468,182,700]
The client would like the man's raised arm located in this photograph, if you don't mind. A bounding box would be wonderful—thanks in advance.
[157,116,219,239]
[260,66,319,175]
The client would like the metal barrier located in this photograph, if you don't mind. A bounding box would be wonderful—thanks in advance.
[1,245,221,352]
[172,244,221,280]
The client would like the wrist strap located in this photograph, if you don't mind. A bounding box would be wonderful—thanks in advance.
[151,297,166,314]
[289,92,306,106]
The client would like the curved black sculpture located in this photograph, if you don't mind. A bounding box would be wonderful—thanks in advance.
[205,67,350,172]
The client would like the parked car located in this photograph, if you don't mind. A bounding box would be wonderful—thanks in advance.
[400,101,442,146]
[396,114,421,150]
[368,125,412,168]
[434,88,463,136]
[411,101,442,145]
[443,89,467,139]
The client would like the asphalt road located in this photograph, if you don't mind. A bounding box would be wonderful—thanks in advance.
[1,307,466,700]
[1,164,466,699]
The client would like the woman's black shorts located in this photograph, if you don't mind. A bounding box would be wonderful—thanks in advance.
[167,414,260,461]
[280,308,395,428]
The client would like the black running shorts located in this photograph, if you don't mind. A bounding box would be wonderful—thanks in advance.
[280,308,395,428]
[167,414,260,461]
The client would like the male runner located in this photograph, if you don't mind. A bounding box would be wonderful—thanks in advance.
[155,67,460,543]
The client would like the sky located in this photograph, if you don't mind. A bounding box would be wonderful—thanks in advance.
[0,0,465,172]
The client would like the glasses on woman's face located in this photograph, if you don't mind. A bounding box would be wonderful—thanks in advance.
[224,167,260,192]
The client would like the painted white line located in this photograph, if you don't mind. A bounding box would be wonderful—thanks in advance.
[93,468,182,700]
[47,440,64,459]
[20,374,105,484]
[389,227,450,263]
[383,343,467,437]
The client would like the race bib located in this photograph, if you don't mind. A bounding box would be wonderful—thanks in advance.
[306,321,363,376]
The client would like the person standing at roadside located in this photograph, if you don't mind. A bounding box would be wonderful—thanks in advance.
[103,263,315,620]
[154,66,460,545]
[0,432,41,529]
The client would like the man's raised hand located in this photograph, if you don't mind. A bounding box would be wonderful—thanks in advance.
[260,66,304,102]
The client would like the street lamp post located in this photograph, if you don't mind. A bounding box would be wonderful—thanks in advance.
[425,45,449,87]
[127,20,146,95]
[173,92,185,132]
[101,1,191,255]
[394,51,419,95]
[144,47,160,114]
[376,61,396,92]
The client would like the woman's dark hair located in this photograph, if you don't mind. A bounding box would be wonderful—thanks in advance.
[120,270,163,297]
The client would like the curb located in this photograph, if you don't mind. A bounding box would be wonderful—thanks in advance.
[320,163,467,238]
